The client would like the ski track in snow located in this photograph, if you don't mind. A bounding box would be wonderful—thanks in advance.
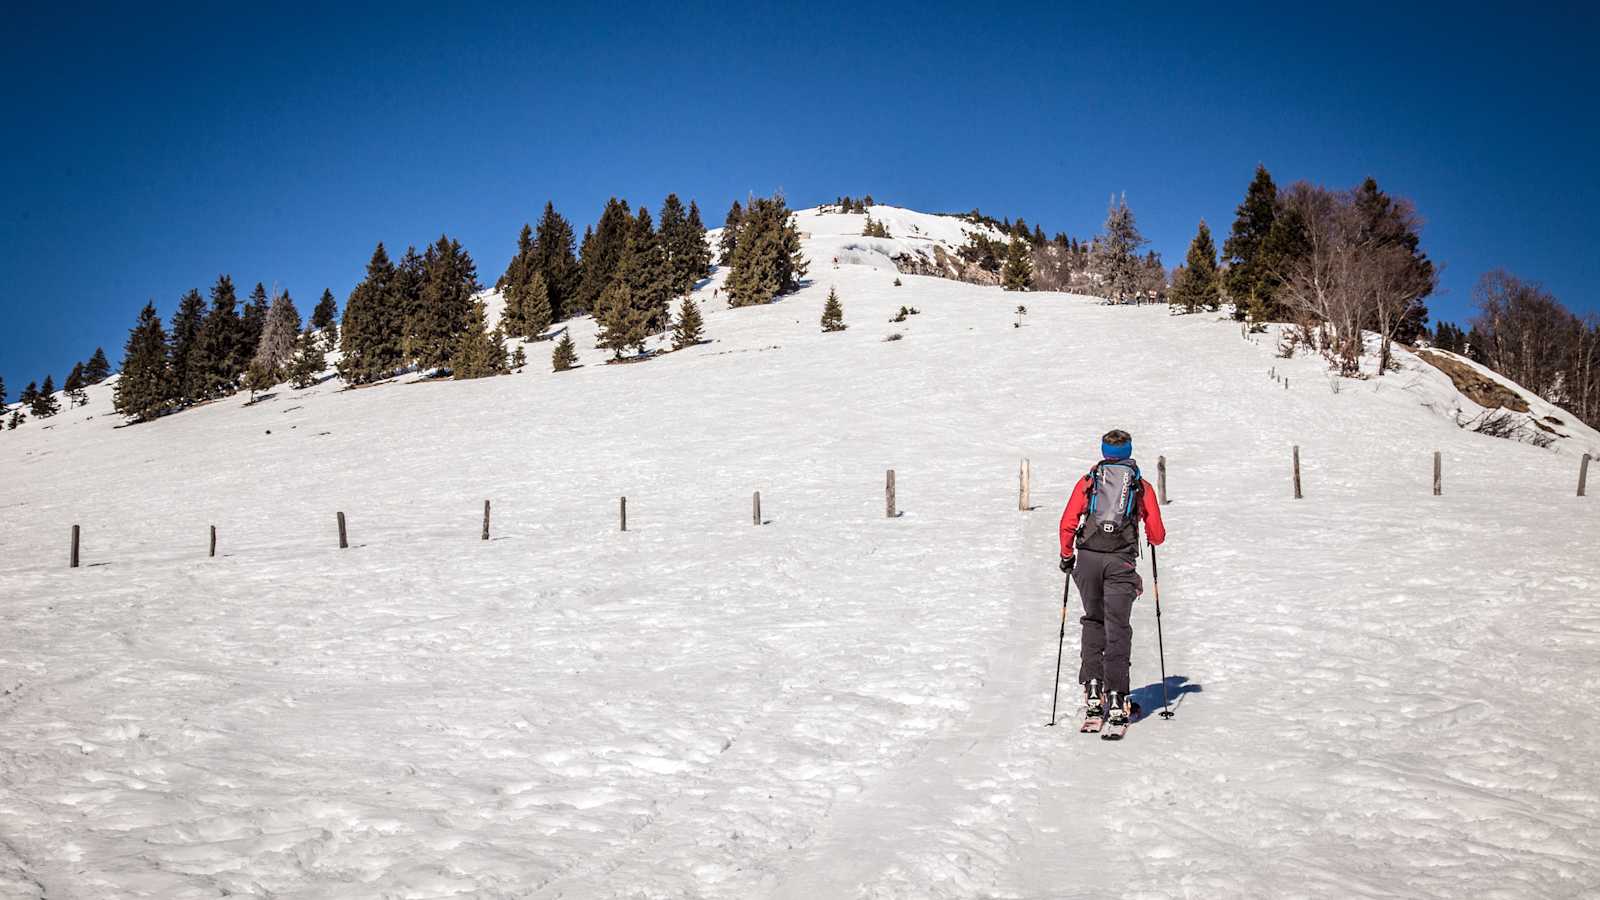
[2,207,1599,898]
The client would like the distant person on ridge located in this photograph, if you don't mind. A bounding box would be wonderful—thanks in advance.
[1058,429,1165,733]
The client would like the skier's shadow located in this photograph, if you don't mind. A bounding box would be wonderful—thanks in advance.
[1130,675,1201,721]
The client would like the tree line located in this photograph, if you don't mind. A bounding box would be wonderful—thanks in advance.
[957,198,1166,302]
[1,349,111,429]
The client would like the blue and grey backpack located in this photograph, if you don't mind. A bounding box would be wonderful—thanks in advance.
[1075,458,1143,554]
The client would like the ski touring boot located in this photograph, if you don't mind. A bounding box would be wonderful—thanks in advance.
[1102,691,1132,741]
[1080,679,1105,734]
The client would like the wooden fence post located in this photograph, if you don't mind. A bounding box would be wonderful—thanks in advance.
[1292,446,1303,499]
[209,525,217,558]
[753,491,762,526]
[620,496,627,532]
[70,524,80,568]
[337,511,348,549]
[886,469,896,518]
[1580,454,1591,497]
[1433,452,1442,496]
[1019,458,1030,511]
[482,500,491,540]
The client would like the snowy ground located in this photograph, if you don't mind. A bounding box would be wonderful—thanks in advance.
[2,211,1599,898]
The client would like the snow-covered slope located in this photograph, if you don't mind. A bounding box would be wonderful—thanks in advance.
[3,220,1599,898]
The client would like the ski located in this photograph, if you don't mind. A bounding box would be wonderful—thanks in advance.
[1100,702,1141,741]
[1079,711,1104,734]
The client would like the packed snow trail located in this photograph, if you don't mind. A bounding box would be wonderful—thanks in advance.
[3,208,1599,897]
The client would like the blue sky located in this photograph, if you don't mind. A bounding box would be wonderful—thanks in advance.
[3,2,1595,391]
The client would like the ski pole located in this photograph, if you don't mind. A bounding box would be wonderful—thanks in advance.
[1047,574,1072,726]
[1150,543,1174,719]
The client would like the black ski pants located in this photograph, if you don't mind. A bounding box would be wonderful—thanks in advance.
[1072,549,1143,696]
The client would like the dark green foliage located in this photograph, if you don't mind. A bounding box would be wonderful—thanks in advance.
[672,295,704,350]
[1352,177,1435,344]
[7,411,21,429]
[338,243,405,384]
[311,288,338,334]
[685,201,713,281]
[408,235,480,373]
[239,282,269,374]
[552,333,578,371]
[894,277,902,287]
[169,288,207,401]
[390,246,426,357]
[1432,321,1467,354]
[451,300,506,379]
[595,279,649,358]
[719,201,743,266]
[534,202,580,322]
[624,207,672,332]
[510,344,527,369]
[64,363,87,407]
[286,327,327,388]
[0,376,6,410]
[577,198,632,316]
[501,224,552,338]
[114,301,174,422]
[84,348,111,383]
[189,275,243,399]
[862,214,891,238]
[19,382,37,407]
[1223,165,1281,322]
[1002,235,1033,291]
[726,194,808,307]
[660,194,712,297]
[821,288,846,332]
[1169,220,1222,314]
[31,375,60,417]
[958,233,1004,272]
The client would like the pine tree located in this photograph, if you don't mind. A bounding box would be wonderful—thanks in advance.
[1222,165,1280,322]
[521,271,553,339]
[510,344,527,369]
[686,200,713,282]
[499,223,536,336]
[658,193,693,297]
[726,194,808,307]
[552,333,578,371]
[19,382,38,407]
[113,301,174,422]
[189,275,243,399]
[239,282,270,373]
[64,363,87,407]
[7,411,22,429]
[84,347,111,383]
[595,279,648,358]
[672,295,704,350]
[31,375,60,417]
[1169,220,1221,314]
[1092,194,1148,303]
[169,288,207,402]
[821,288,846,332]
[451,300,506,379]
[719,200,743,265]
[576,198,632,316]
[390,245,426,359]
[0,376,7,412]
[625,206,672,332]
[1002,234,1033,291]
[285,326,327,388]
[311,288,338,332]
[407,236,479,373]
[338,243,404,384]
[246,289,302,394]
[534,202,580,322]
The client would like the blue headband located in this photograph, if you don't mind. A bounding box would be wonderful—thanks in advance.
[1102,440,1132,460]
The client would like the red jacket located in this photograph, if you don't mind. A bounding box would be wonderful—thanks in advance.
[1060,471,1166,558]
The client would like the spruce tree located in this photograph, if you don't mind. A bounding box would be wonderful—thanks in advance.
[672,295,704,350]
[686,200,713,282]
[311,288,339,334]
[522,271,552,338]
[390,245,426,359]
[726,194,807,307]
[595,279,648,358]
[7,411,22,429]
[84,347,111,383]
[821,288,846,332]
[113,301,174,422]
[64,363,87,407]
[1002,234,1033,291]
[510,344,527,369]
[534,202,580,322]
[246,289,302,394]
[625,206,672,332]
[719,200,743,265]
[31,375,60,417]
[285,327,327,388]
[552,333,578,371]
[169,288,207,402]
[576,198,632,316]
[0,376,6,412]
[190,275,243,399]
[1092,194,1148,303]
[1169,220,1221,314]
[1222,165,1280,322]
[338,243,404,384]
[239,282,269,373]
[499,223,536,336]
[19,382,38,407]
[659,193,694,297]
[408,236,479,373]
[451,300,505,379]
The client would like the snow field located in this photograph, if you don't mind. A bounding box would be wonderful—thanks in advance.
[2,211,1598,897]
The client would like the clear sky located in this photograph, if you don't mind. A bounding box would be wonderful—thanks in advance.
[3,1,1595,391]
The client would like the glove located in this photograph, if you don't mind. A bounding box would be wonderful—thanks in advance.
[1059,555,1075,574]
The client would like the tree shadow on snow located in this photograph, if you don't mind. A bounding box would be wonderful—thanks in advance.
[1130,675,1201,721]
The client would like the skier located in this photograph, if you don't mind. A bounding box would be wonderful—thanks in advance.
[1058,430,1166,734]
